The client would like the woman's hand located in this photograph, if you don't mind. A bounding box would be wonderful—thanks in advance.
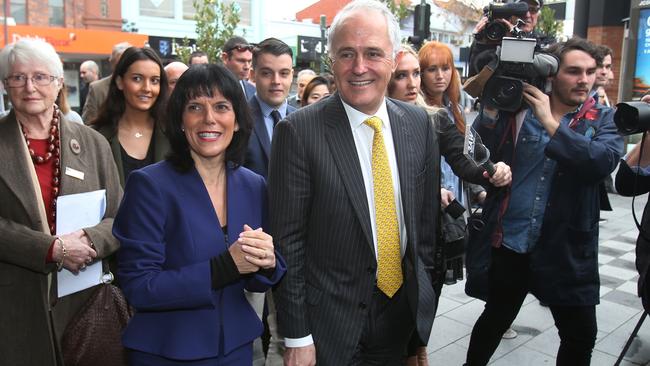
[239,224,276,270]
[56,230,97,273]
[228,242,260,274]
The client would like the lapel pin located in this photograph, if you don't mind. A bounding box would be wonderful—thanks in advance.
[70,139,81,155]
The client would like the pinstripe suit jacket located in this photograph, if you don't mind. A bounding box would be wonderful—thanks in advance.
[268,94,442,365]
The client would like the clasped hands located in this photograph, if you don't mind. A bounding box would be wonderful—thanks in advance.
[53,229,97,273]
[229,224,276,274]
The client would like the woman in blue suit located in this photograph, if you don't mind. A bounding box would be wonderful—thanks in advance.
[113,63,286,365]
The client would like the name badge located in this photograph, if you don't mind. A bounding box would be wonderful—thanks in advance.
[65,167,85,180]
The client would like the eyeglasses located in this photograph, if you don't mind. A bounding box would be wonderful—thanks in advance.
[225,44,254,53]
[4,73,58,88]
[528,5,540,13]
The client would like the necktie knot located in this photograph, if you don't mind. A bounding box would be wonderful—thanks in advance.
[364,116,382,132]
[271,110,282,127]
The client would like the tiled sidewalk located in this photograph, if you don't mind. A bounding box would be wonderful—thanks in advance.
[428,193,650,365]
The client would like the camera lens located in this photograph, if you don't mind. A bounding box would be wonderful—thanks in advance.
[485,22,506,41]
[483,76,524,112]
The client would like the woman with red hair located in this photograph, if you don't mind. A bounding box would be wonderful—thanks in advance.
[419,40,518,340]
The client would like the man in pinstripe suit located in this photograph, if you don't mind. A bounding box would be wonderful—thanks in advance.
[268,1,508,365]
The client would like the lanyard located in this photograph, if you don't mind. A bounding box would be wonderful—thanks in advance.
[568,96,596,130]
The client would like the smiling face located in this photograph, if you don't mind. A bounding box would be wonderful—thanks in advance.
[183,89,238,164]
[388,52,420,104]
[552,49,597,107]
[116,60,161,112]
[7,61,61,118]
[251,52,293,108]
[331,10,395,115]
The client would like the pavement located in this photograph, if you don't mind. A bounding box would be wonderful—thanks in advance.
[427,192,650,365]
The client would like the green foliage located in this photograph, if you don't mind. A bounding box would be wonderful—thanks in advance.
[379,0,409,22]
[174,37,193,65]
[536,6,563,39]
[174,0,241,63]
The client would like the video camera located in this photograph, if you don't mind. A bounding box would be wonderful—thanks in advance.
[614,102,650,135]
[466,1,558,112]
[480,37,558,112]
[475,2,529,43]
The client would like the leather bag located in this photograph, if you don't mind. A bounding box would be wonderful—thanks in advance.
[61,271,133,366]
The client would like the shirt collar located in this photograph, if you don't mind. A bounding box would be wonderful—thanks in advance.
[341,98,390,130]
[255,94,288,119]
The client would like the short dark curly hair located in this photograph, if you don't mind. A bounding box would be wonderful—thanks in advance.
[164,63,252,172]
[548,37,601,67]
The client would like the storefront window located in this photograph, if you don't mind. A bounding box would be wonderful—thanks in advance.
[140,0,175,18]
[49,0,64,26]
[10,0,26,24]
[183,0,195,20]
[183,0,250,26]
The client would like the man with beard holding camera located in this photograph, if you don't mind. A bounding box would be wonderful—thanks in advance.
[464,37,623,366]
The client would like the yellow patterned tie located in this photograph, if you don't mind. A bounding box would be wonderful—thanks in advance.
[364,116,403,298]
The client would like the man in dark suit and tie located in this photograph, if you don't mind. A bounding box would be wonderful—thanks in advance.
[269,1,509,365]
[245,38,296,179]
[222,36,257,100]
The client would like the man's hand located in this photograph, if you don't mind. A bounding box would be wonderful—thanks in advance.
[522,83,558,136]
[441,188,455,208]
[485,162,512,187]
[284,344,316,366]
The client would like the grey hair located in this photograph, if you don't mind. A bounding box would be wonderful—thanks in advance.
[327,0,401,59]
[0,37,63,80]
[297,68,316,78]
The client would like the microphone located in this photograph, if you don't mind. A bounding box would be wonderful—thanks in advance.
[532,52,558,77]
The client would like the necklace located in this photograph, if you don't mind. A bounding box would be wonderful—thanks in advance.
[134,132,143,138]
[20,105,61,234]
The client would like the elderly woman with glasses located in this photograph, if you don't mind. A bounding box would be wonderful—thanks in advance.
[0,38,122,365]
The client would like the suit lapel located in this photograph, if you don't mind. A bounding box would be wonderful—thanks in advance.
[387,99,416,245]
[324,94,374,250]
[59,117,92,196]
[250,98,272,160]
[0,112,46,230]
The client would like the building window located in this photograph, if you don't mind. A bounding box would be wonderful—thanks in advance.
[49,0,64,26]
[4,0,27,24]
[224,0,250,26]
[183,0,250,26]
[183,0,195,20]
[140,0,174,18]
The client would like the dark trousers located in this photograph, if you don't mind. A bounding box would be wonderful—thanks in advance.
[349,286,414,366]
[466,246,597,366]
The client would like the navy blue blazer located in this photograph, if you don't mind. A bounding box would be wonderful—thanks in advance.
[245,97,296,178]
[114,161,286,361]
[241,80,256,100]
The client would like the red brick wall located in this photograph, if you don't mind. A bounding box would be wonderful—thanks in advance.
[28,1,50,27]
[19,0,121,31]
[588,25,625,105]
